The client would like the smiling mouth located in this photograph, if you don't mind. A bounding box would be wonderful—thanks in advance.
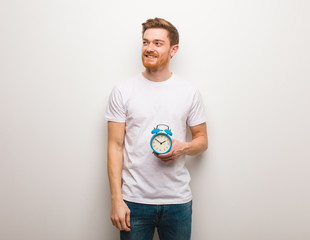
[144,54,157,58]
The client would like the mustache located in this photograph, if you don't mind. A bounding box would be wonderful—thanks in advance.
[143,51,159,57]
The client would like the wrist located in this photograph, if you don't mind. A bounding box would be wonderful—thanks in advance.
[111,194,123,202]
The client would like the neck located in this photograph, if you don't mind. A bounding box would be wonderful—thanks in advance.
[142,66,172,82]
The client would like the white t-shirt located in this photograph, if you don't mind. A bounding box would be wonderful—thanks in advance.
[105,73,206,204]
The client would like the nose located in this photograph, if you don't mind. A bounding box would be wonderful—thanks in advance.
[145,43,155,52]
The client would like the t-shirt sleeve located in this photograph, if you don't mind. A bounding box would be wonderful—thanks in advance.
[186,89,207,126]
[105,87,126,122]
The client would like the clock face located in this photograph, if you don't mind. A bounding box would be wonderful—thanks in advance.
[151,133,172,154]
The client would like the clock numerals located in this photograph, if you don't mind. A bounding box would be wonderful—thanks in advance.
[152,134,171,154]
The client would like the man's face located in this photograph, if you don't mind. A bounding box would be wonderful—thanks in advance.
[142,28,176,71]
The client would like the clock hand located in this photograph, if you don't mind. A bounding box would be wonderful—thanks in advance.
[155,139,161,144]
[161,141,166,144]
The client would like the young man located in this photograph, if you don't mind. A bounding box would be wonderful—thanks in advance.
[105,18,208,240]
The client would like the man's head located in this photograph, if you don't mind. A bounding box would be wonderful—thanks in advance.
[142,18,179,46]
[141,18,179,71]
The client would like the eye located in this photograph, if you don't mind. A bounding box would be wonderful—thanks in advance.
[155,42,162,46]
[143,41,148,45]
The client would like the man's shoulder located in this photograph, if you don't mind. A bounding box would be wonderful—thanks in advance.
[113,74,141,92]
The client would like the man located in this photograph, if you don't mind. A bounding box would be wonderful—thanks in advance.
[105,17,208,240]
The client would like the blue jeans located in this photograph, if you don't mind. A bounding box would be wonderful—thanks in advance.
[120,200,192,240]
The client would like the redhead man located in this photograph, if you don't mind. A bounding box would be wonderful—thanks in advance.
[106,17,208,240]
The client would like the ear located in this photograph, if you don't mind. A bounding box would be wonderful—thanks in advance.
[170,44,179,58]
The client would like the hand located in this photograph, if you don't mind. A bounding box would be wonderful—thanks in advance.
[155,139,188,162]
[110,199,131,231]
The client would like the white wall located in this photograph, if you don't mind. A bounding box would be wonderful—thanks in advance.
[1,0,309,239]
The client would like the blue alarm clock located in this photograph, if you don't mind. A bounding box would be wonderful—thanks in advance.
[150,124,173,154]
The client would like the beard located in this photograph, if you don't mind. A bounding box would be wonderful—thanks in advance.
[142,51,170,71]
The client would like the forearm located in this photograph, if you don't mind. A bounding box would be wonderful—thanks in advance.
[108,146,124,201]
[108,145,131,232]
[183,135,208,156]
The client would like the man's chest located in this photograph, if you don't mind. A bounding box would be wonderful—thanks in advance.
[126,88,191,121]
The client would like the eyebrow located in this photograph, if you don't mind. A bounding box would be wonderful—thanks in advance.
[143,38,165,43]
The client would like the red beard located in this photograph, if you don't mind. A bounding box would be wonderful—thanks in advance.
[142,51,170,70]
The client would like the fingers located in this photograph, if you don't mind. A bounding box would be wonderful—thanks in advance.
[126,211,131,228]
[154,150,176,161]
[157,154,176,162]
[159,152,172,158]
[153,151,171,158]
[114,218,122,230]
[111,216,131,232]
[120,217,130,232]
[160,156,176,162]
[110,207,131,232]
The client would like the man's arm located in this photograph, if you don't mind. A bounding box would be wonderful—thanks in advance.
[107,121,131,232]
[156,122,208,162]
[186,122,208,155]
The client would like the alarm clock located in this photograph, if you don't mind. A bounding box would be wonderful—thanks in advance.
[150,124,173,154]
